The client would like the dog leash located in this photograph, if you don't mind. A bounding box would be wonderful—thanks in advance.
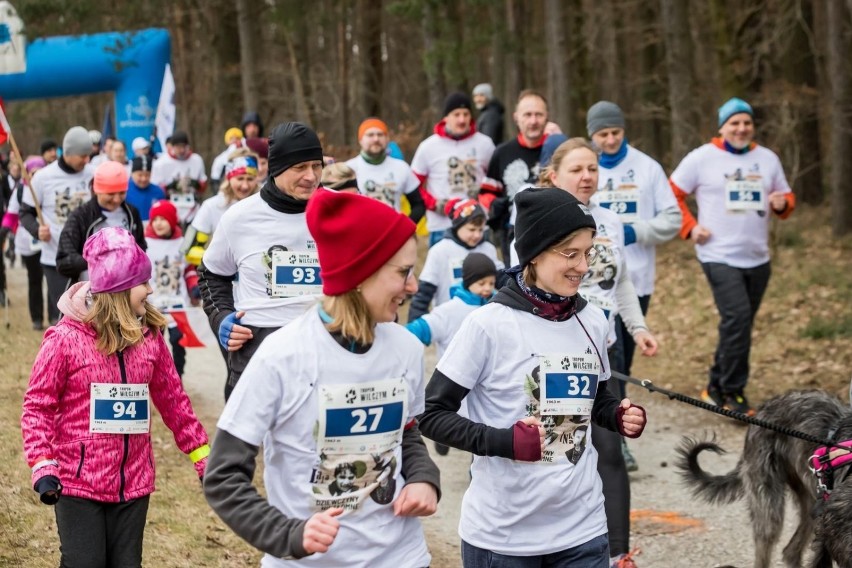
[611,371,852,452]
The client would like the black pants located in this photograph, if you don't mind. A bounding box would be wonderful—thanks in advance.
[616,295,651,383]
[55,494,150,568]
[23,252,45,325]
[592,341,630,557]
[224,325,280,401]
[42,264,69,324]
[701,261,771,394]
[167,326,186,378]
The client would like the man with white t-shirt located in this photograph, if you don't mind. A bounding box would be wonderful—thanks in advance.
[346,117,425,222]
[150,130,207,225]
[199,122,324,400]
[19,126,94,325]
[671,97,795,416]
[587,101,681,381]
[411,92,495,247]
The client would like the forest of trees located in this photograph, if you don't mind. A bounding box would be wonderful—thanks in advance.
[6,0,852,234]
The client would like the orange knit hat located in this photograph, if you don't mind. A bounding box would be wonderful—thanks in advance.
[358,118,389,141]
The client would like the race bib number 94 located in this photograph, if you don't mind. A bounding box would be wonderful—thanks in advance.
[318,378,408,455]
[539,353,600,415]
[90,383,151,434]
[271,250,322,297]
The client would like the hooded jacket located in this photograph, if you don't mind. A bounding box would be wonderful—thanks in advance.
[476,98,505,146]
[21,281,209,503]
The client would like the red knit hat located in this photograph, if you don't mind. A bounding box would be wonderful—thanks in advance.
[306,188,416,295]
[147,200,181,237]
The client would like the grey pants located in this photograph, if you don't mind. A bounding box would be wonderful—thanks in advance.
[701,261,771,394]
[42,264,69,324]
[55,495,150,568]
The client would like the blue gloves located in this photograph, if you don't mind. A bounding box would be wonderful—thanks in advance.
[623,224,637,246]
[218,312,242,350]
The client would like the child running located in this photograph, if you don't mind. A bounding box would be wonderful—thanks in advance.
[408,197,501,321]
[21,226,209,568]
[204,188,439,567]
[145,200,201,378]
[406,252,496,358]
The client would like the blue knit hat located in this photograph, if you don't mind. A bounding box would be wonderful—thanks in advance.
[718,97,753,127]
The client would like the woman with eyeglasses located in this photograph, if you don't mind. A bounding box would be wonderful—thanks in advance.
[419,186,647,567]
[539,137,657,567]
[204,188,440,568]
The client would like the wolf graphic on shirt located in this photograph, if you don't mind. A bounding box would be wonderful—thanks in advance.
[53,187,88,225]
[153,257,182,309]
[447,156,479,198]
[363,179,396,208]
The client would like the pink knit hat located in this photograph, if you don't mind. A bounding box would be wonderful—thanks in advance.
[83,227,152,294]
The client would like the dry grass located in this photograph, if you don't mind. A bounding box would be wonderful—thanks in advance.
[0,202,850,566]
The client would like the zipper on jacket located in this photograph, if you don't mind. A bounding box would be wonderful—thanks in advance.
[75,443,85,478]
[117,350,130,503]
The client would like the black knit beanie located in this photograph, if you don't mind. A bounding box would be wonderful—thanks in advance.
[443,92,473,117]
[513,187,597,267]
[268,122,324,179]
[131,155,153,173]
[462,253,497,289]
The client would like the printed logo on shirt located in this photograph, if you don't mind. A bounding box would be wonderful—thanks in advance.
[523,363,594,465]
[724,165,764,213]
[363,178,397,207]
[501,158,536,198]
[447,156,480,197]
[152,257,183,310]
[54,186,88,225]
[583,237,618,292]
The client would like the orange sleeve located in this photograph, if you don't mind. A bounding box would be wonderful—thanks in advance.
[670,179,697,240]
[774,192,796,220]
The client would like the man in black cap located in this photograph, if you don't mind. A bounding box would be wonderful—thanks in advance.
[198,122,325,400]
[39,139,58,164]
[411,92,495,247]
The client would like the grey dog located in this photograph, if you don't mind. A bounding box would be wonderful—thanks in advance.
[675,389,852,568]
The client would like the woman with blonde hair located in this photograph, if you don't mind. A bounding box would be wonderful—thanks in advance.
[21,226,209,567]
[204,188,440,567]
[321,162,359,193]
[182,148,260,265]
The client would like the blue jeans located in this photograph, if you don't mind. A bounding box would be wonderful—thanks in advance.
[461,534,610,568]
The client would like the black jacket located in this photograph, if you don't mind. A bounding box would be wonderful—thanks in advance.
[56,198,146,280]
[476,99,505,146]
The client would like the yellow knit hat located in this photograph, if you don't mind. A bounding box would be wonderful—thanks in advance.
[224,127,243,145]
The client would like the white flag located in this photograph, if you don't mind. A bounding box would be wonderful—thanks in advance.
[154,63,176,151]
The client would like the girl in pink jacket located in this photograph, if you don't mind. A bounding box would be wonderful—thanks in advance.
[21,226,210,568]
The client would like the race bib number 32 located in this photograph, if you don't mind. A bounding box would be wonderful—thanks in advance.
[90,383,150,434]
[539,353,600,416]
[272,250,322,297]
[318,378,407,455]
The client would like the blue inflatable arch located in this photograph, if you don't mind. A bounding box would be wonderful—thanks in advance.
[0,28,170,149]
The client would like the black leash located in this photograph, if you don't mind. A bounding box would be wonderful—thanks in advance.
[611,371,852,452]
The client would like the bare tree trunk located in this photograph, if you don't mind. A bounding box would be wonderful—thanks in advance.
[827,0,852,235]
[236,0,258,112]
[338,0,351,142]
[660,0,696,164]
[355,0,383,118]
[421,0,446,118]
[545,0,571,133]
[505,0,523,103]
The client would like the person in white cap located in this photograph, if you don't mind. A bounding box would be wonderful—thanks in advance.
[19,126,94,325]
[472,83,504,146]
[131,137,152,158]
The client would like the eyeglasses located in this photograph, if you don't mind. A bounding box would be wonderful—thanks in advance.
[550,247,598,268]
[387,263,416,282]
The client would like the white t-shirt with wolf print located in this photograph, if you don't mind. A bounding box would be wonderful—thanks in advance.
[23,161,94,266]
[345,155,421,212]
[146,237,189,320]
[411,133,495,233]
[580,204,625,347]
[201,193,319,328]
[436,301,610,556]
[218,306,431,568]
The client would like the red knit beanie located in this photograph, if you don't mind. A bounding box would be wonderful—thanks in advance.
[148,200,180,236]
[306,188,416,295]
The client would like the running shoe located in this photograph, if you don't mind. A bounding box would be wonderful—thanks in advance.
[723,391,756,417]
[700,384,724,406]
[612,548,641,568]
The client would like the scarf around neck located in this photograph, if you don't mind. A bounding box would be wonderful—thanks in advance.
[514,270,579,322]
[260,179,309,214]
